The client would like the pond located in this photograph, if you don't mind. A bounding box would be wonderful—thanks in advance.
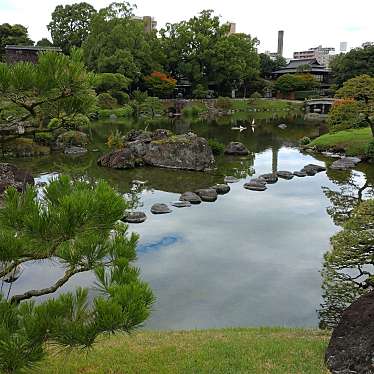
[4,114,374,330]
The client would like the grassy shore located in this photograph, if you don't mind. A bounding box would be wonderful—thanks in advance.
[309,127,372,156]
[37,328,330,374]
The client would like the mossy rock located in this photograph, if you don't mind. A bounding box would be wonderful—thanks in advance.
[56,131,89,148]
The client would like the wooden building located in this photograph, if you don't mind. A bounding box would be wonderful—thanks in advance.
[5,45,62,64]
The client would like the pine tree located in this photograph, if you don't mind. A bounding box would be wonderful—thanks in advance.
[0,176,154,373]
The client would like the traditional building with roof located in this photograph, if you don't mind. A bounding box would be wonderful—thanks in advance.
[5,45,62,64]
[272,58,331,86]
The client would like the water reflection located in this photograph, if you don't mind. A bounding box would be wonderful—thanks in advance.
[3,116,373,329]
[318,173,374,329]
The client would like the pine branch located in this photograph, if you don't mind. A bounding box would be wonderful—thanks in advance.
[10,264,90,304]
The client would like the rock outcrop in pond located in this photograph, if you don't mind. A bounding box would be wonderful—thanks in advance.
[224,142,249,156]
[98,129,215,172]
[325,291,374,374]
[0,163,34,194]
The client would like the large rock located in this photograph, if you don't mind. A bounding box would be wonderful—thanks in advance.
[224,142,249,156]
[56,131,89,149]
[195,188,218,202]
[331,157,362,171]
[325,291,374,374]
[0,163,34,194]
[224,176,239,184]
[98,130,215,172]
[180,192,202,204]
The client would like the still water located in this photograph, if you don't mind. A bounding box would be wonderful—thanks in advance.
[5,115,374,329]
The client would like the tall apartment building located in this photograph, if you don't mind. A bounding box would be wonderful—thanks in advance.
[293,45,335,67]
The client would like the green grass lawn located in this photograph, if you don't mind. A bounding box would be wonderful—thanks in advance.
[309,127,372,156]
[37,328,330,374]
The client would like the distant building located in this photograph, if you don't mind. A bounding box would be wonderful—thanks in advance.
[272,58,331,85]
[265,30,285,60]
[340,42,348,53]
[293,45,335,67]
[226,22,236,35]
[5,45,62,64]
[132,16,157,33]
[277,30,284,57]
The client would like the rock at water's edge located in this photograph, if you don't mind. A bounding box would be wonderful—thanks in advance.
[325,291,374,374]
[224,142,249,156]
[180,192,202,204]
[0,163,34,194]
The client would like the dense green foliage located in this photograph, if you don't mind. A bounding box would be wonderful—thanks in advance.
[319,198,374,328]
[83,2,160,86]
[159,11,259,96]
[0,23,33,61]
[327,100,364,133]
[48,2,97,54]
[0,49,96,131]
[334,75,374,136]
[208,138,225,155]
[330,45,374,86]
[259,53,286,78]
[274,73,318,93]
[0,176,154,373]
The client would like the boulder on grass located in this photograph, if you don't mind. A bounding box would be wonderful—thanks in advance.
[325,291,374,374]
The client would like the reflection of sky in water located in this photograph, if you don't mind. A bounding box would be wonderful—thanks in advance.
[5,144,370,330]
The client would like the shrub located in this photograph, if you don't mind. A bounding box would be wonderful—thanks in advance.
[216,97,233,111]
[111,91,130,105]
[107,129,125,149]
[208,138,225,155]
[327,99,364,133]
[299,136,311,146]
[366,139,374,159]
[48,114,90,130]
[250,91,262,99]
[192,84,209,99]
[94,73,131,93]
[139,97,164,118]
[34,132,54,145]
[182,103,207,117]
[144,71,176,98]
[97,93,118,109]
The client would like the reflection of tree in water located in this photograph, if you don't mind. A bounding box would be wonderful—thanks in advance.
[319,176,374,329]
[125,182,145,211]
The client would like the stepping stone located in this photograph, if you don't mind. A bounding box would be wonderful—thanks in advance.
[302,164,326,175]
[244,179,267,191]
[180,192,202,204]
[277,171,294,180]
[123,211,147,224]
[259,173,278,184]
[195,188,218,202]
[151,203,171,214]
[171,201,191,208]
[211,184,230,195]
[293,170,307,177]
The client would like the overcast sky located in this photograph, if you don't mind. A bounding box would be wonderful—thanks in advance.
[1,0,373,57]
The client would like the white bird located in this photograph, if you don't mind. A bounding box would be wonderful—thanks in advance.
[231,126,247,132]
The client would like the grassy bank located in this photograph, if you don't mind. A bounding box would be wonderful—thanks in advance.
[309,127,373,156]
[38,328,329,374]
